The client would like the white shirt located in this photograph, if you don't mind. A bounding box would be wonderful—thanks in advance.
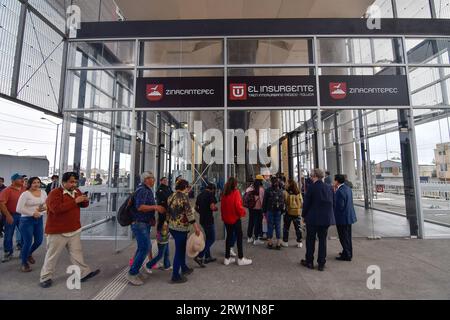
[16,190,47,217]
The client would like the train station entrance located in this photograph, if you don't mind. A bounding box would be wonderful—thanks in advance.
[57,19,450,248]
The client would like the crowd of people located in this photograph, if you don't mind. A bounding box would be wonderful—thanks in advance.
[0,172,100,288]
[0,167,357,288]
[126,168,357,285]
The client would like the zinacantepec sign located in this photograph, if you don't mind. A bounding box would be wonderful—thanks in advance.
[136,75,410,108]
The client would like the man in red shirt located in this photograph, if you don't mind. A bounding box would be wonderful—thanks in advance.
[39,172,100,288]
[0,173,26,262]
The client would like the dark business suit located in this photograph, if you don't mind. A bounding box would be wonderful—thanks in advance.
[302,180,335,267]
[334,184,357,260]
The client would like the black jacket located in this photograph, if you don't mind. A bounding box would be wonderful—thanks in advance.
[302,180,335,227]
[156,184,173,209]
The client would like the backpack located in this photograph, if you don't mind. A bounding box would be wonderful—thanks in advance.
[287,193,301,216]
[243,189,257,209]
[269,188,284,212]
[117,193,135,227]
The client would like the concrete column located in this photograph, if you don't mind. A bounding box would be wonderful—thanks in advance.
[320,39,356,182]
[340,111,357,184]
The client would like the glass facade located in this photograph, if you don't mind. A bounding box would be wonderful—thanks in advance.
[1,0,450,241]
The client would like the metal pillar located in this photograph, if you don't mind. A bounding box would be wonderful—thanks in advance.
[10,1,27,98]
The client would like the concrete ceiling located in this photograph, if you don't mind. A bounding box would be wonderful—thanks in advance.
[114,0,375,20]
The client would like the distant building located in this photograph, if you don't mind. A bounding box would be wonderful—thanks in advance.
[0,154,49,181]
[435,142,450,181]
[418,165,435,179]
[375,160,402,179]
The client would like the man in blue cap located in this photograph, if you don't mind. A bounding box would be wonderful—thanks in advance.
[0,173,26,262]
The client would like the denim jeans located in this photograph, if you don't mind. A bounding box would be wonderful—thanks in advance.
[198,224,215,259]
[146,242,170,269]
[129,222,151,276]
[267,211,282,240]
[19,216,44,265]
[170,229,189,281]
[3,213,21,254]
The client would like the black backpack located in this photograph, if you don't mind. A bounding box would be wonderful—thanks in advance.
[269,188,284,212]
[243,190,257,209]
[117,191,137,227]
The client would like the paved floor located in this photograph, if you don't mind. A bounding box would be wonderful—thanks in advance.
[0,237,449,300]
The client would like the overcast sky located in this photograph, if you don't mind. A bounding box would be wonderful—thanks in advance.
[0,98,61,172]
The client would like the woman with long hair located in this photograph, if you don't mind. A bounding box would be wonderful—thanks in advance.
[221,177,252,266]
[16,177,47,272]
[282,179,304,248]
[244,175,265,245]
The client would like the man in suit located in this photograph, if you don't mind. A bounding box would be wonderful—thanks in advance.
[333,174,357,261]
[301,168,335,271]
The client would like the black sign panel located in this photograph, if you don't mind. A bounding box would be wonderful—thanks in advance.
[136,77,224,108]
[228,76,317,107]
[319,75,410,107]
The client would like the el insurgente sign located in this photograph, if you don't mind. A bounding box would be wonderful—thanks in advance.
[136,77,224,108]
[136,75,410,108]
[319,75,410,107]
[228,76,317,107]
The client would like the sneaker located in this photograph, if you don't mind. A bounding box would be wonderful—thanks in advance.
[126,273,144,286]
[318,265,325,271]
[39,279,52,288]
[143,266,153,274]
[2,252,13,263]
[171,276,188,284]
[253,239,265,245]
[182,267,194,276]
[27,256,36,264]
[275,245,282,250]
[204,257,217,264]
[138,271,149,281]
[164,266,173,271]
[230,248,237,257]
[194,256,206,268]
[237,257,253,266]
[247,237,254,244]
[20,263,32,273]
[281,242,289,247]
[297,242,303,248]
[223,258,236,266]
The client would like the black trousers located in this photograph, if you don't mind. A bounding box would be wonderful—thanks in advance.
[283,214,303,243]
[336,224,353,259]
[247,209,263,239]
[305,224,329,266]
[225,219,243,259]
